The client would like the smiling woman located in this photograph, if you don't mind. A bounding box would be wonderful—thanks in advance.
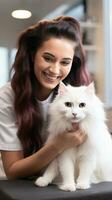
[33,37,75,100]
[0,16,91,180]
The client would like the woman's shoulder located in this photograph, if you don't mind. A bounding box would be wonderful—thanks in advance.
[0,82,14,107]
[0,81,13,93]
[0,83,22,151]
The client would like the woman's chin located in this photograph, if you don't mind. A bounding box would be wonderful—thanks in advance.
[42,80,60,90]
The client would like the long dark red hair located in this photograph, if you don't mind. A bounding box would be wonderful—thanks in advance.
[11,16,91,157]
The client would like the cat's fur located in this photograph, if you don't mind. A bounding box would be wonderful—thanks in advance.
[35,83,112,191]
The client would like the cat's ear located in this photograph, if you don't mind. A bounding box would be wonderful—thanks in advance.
[85,82,95,96]
[58,82,68,96]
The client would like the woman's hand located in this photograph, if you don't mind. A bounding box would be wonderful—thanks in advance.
[52,129,87,154]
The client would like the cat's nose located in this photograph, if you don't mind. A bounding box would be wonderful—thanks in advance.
[72,113,77,118]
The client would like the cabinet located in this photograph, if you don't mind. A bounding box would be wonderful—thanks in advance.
[80,20,100,88]
[64,0,104,98]
[82,0,104,100]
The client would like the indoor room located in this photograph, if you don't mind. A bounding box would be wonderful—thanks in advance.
[0,0,112,199]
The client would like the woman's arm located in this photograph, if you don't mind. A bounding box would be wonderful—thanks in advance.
[1,130,87,180]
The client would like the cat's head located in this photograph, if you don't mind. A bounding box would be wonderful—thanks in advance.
[49,82,102,123]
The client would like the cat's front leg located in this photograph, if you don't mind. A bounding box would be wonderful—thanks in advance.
[35,160,58,187]
[76,156,96,190]
[58,150,76,191]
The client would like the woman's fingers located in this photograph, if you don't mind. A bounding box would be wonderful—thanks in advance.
[72,130,87,146]
[54,129,87,152]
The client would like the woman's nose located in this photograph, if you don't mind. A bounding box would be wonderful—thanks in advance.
[49,63,60,74]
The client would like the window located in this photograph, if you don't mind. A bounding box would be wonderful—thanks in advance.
[0,47,17,87]
[0,47,9,87]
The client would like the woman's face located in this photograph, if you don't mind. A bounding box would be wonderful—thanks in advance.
[34,37,76,100]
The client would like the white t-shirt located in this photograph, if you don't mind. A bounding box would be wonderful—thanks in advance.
[0,82,54,178]
[0,82,54,151]
[37,92,54,142]
[0,82,22,179]
[0,82,22,151]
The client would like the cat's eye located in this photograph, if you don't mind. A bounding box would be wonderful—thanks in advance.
[65,102,73,107]
[79,102,86,108]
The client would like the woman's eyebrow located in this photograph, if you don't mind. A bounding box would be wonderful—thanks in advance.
[43,52,55,58]
[43,52,72,60]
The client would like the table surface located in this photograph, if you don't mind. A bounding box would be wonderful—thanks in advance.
[0,179,112,200]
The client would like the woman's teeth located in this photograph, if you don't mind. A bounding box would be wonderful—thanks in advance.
[44,72,60,80]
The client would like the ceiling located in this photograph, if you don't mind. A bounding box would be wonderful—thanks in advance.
[0,0,77,19]
[0,0,79,47]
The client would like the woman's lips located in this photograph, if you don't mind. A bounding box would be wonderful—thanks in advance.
[43,72,61,81]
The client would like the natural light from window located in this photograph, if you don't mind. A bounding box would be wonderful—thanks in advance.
[0,47,17,87]
[0,47,9,87]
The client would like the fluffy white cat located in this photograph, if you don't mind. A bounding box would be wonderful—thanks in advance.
[35,83,112,191]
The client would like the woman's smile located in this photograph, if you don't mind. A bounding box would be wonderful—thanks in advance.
[34,37,75,99]
[42,71,61,82]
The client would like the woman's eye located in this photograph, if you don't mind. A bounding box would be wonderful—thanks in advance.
[44,57,53,62]
[65,102,72,107]
[79,102,86,108]
[61,61,70,66]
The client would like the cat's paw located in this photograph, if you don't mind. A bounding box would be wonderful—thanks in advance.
[59,184,76,191]
[35,177,49,187]
[76,181,90,190]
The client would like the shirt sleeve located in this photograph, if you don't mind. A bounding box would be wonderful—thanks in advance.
[0,84,23,151]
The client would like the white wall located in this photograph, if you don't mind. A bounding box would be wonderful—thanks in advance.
[0,14,36,48]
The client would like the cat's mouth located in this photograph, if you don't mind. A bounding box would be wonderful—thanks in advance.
[71,117,81,123]
[72,122,79,129]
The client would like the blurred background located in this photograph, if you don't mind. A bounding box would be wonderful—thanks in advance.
[0,0,112,179]
[0,0,112,108]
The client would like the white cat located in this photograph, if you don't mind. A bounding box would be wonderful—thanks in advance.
[35,83,112,191]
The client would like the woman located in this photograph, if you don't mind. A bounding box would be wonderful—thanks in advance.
[0,16,90,180]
